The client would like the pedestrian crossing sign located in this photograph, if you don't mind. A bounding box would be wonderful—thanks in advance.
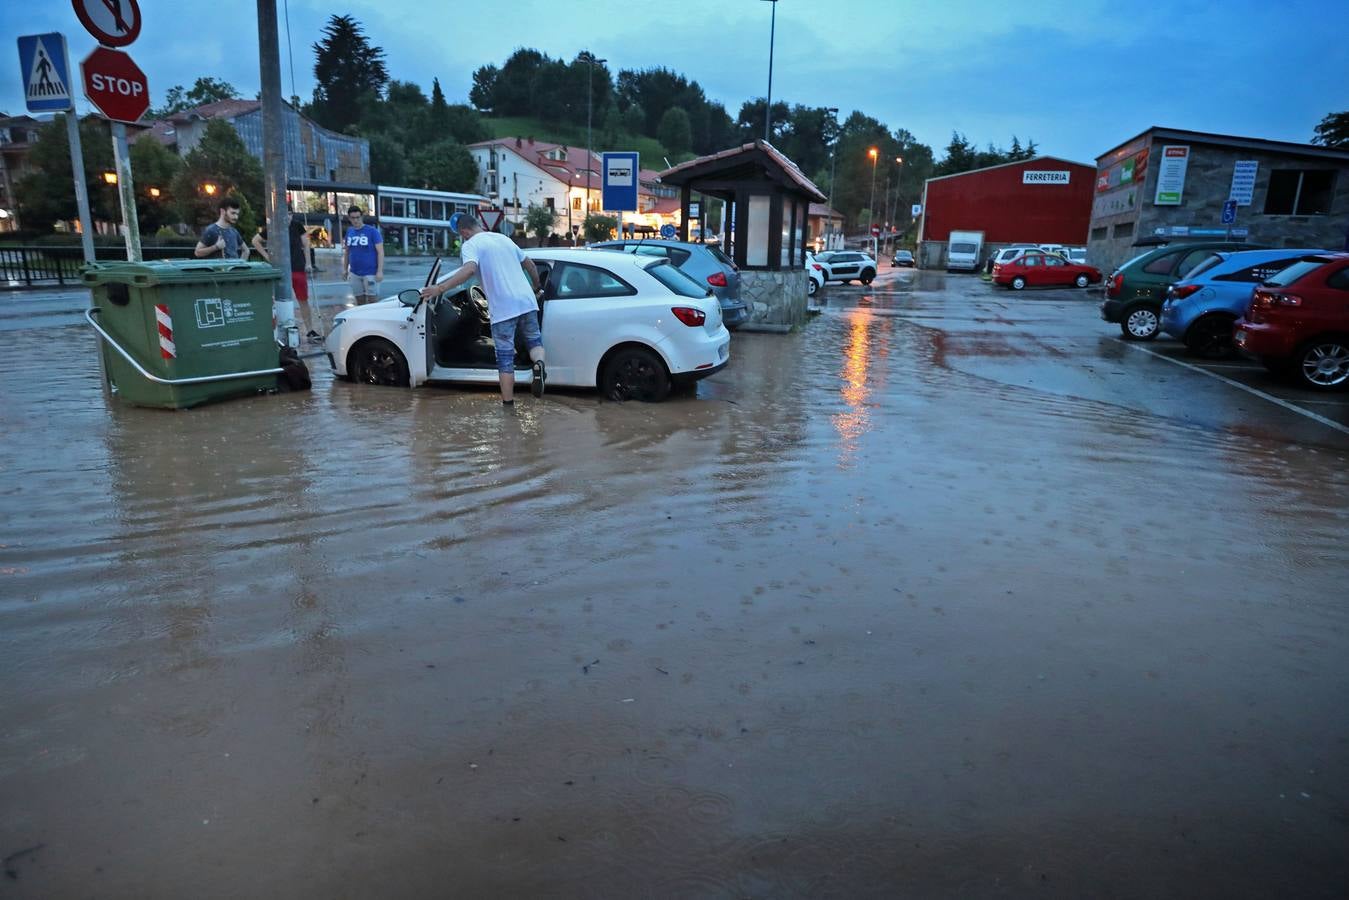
[18,33,73,113]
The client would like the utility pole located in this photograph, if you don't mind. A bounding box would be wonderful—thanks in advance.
[257,0,294,343]
[109,123,141,262]
[762,0,779,142]
[867,147,878,257]
[583,51,607,217]
[824,107,838,250]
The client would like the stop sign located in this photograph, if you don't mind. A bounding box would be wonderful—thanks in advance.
[81,47,149,123]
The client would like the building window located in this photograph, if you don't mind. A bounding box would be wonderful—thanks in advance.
[1263,169,1335,216]
[1090,226,1108,241]
[572,195,582,211]
[391,198,405,217]
[379,196,393,217]
[406,199,417,218]
[1113,222,1134,239]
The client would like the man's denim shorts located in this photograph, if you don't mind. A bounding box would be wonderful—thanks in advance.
[490,311,543,373]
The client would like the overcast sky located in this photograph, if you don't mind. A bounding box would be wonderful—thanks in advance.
[5,0,1346,164]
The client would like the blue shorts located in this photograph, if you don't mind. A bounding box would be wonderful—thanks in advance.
[490,311,543,373]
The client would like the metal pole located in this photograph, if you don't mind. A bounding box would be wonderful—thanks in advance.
[258,0,294,345]
[109,122,141,262]
[585,53,593,216]
[64,112,96,264]
[867,152,877,256]
[764,0,777,142]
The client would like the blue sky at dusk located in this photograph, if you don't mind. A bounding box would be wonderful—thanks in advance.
[4,0,1346,163]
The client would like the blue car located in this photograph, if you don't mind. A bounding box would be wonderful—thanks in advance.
[1160,248,1328,358]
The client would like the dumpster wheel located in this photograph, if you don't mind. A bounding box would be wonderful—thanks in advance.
[350,337,410,387]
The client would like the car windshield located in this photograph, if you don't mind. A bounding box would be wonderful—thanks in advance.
[1184,254,1225,280]
[1264,259,1327,286]
[707,245,735,268]
[644,259,711,298]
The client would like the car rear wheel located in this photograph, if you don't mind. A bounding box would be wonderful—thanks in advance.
[601,346,670,402]
[1295,337,1349,391]
[1184,315,1236,360]
[860,269,875,285]
[1120,306,1160,341]
[1011,276,1026,291]
[1074,274,1090,288]
[350,337,409,386]
[808,278,818,296]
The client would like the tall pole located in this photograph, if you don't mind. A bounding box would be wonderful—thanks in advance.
[586,54,593,215]
[867,147,877,257]
[824,106,838,250]
[109,123,141,262]
[763,0,778,142]
[258,0,294,343]
[64,112,96,264]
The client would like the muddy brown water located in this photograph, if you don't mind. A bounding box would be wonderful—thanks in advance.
[2,279,1348,898]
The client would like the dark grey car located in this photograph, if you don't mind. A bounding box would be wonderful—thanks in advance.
[592,240,748,329]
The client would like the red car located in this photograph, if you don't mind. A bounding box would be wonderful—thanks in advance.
[992,250,1102,291]
[1234,252,1349,391]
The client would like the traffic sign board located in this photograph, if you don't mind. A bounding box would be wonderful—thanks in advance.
[871,225,880,236]
[81,47,149,123]
[73,0,142,48]
[659,223,676,239]
[480,208,504,231]
[1221,199,1238,225]
[18,33,73,112]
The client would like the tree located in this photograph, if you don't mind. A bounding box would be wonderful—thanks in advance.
[935,131,977,176]
[622,102,646,136]
[492,48,547,117]
[13,116,118,230]
[368,133,407,186]
[582,212,616,242]
[170,119,264,230]
[151,77,240,118]
[735,98,792,144]
[469,64,498,112]
[1312,111,1349,148]
[407,140,477,192]
[130,137,184,232]
[600,106,622,150]
[309,15,388,133]
[658,107,692,154]
[525,204,555,245]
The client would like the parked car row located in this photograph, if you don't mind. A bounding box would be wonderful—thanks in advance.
[984,244,1086,273]
[1101,243,1349,391]
[991,247,1102,290]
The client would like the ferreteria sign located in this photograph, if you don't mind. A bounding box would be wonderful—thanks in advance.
[1023,170,1071,185]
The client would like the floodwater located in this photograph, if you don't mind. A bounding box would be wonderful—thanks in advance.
[2,272,1348,898]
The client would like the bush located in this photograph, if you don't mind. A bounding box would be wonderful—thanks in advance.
[582,213,616,243]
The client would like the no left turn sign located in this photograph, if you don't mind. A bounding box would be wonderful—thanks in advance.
[72,0,143,48]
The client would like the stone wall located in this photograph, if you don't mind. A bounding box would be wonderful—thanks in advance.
[739,269,809,330]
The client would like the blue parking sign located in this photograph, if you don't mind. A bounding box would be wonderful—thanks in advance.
[17,33,73,113]
[1221,199,1237,225]
[601,152,639,212]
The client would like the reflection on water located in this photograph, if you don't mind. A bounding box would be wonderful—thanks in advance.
[833,311,871,465]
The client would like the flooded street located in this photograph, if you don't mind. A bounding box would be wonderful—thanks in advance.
[3,271,1348,898]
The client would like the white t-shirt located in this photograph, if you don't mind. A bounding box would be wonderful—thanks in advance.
[460,231,537,324]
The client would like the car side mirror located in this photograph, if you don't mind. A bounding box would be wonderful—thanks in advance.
[398,288,421,307]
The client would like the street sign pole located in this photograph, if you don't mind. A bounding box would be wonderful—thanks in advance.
[63,111,96,263]
[109,122,141,261]
[257,0,294,345]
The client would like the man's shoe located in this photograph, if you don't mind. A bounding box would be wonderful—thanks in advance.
[306,329,321,340]
[531,360,546,398]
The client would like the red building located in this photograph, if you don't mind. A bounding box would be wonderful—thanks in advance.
[917,156,1096,268]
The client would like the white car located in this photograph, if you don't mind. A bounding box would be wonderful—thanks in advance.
[325,248,730,402]
[814,250,877,285]
[805,253,826,297]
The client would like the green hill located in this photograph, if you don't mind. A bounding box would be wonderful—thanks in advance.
[482,117,690,170]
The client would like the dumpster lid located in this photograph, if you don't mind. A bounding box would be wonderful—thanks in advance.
[82,259,280,286]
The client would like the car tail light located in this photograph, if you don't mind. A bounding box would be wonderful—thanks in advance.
[811,263,823,272]
[1171,284,1202,299]
[671,306,706,327]
[1253,290,1301,309]
[707,271,728,288]
[1107,273,1123,298]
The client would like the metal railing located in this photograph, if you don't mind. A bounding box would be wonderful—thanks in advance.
[0,245,197,287]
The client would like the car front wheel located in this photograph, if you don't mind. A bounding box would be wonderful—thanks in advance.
[350,337,409,386]
[860,268,875,285]
[1120,306,1160,341]
[1296,337,1349,391]
[601,346,670,402]
[1010,276,1026,291]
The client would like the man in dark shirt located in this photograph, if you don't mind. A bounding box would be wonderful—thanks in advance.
[194,197,250,260]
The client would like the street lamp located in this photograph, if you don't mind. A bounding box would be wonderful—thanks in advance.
[202,182,218,196]
[762,0,779,142]
[581,51,607,216]
[101,171,117,185]
[825,107,839,249]
[148,187,161,198]
[867,147,878,256]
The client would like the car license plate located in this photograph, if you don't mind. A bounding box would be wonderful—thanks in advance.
[718,342,729,361]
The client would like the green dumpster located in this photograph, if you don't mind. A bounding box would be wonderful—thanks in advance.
[83,259,282,409]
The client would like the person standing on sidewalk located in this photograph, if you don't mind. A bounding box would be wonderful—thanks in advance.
[419,214,546,406]
[288,219,321,342]
[194,197,250,260]
[341,205,383,305]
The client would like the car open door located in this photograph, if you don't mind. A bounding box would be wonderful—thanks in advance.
[406,257,442,387]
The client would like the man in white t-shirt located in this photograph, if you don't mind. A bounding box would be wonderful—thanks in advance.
[420,214,545,405]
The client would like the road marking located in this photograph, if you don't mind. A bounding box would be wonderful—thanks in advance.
[1129,344,1349,437]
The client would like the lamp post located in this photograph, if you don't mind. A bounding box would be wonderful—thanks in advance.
[825,106,839,249]
[582,51,607,216]
[885,156,902,254]
[762,0,780,142]
[867,146,878,256]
